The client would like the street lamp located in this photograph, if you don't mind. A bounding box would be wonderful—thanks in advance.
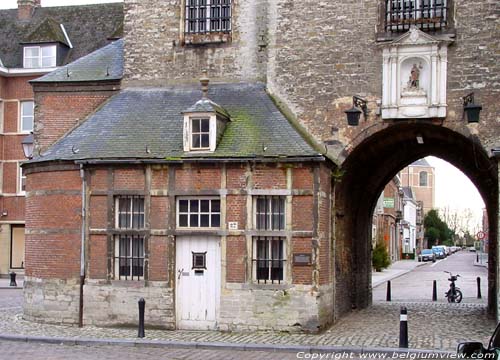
[21,133,34,159]
[345,96,368,126]
[463,93,482,123]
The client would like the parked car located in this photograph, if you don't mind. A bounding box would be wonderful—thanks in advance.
[432,247,446,259]
[458,321,500,358]
[469,246,477,252]
[418,249,436,262]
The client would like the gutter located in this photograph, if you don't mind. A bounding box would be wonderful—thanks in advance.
[78,164,86,328]
[0,66,56,77]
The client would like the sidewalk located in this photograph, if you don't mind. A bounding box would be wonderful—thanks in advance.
[473,252,488,268]
[372,259,427,288]
[0,274,23,289]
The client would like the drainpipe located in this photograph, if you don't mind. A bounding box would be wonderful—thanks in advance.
[79,164,86,327]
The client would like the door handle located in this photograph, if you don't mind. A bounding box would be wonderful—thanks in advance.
[177,268,184,280]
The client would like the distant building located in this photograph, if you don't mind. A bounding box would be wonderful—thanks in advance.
[401,187,418,255]
[400,159,435,216]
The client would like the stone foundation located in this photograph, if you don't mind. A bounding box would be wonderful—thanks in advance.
[83,280,174,329]
[219,284,334,333]
[23,277,80,325]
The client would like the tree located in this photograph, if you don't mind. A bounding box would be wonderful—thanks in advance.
[372,242,391,272]
[424,209,453,247]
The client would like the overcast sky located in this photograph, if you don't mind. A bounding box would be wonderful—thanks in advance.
[0,0,121,9]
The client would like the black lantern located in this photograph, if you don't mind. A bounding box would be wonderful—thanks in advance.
[21,133,34,159]
[463,93,482,123]
[345,96,367,126]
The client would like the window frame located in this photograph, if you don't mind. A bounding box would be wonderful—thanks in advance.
[419,171,428,187]
[23,45,57,69]
[176,197,221,229]
[20,100,34,134]
[252,236,286,284]
[113,195,146,280]
[189,117,211,151]
[384,0,448,33]
[184,0,232,35]
[18,164,26,195]
[253,196,286,231]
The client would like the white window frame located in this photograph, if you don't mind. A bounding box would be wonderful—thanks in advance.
[189,117,211,151]
[252,236,286,284]
[23,45,56,69]
[183,113,217,152]
[18,164,26,195]
[113,235,145,280]
[115,196,145,229]
[176,197,221,229]
[253,196,286,231]
[20,100,34,133]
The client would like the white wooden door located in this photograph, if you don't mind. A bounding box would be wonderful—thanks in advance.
[175,236,221,330]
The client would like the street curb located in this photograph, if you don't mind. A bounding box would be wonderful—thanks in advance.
[0,333,453,355]
[372,262,428,288]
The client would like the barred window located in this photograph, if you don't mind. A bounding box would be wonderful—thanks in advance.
[177,197,221,228]
[114,196,145,280]
[185,0,231,34]
[254,196,285,231]
[253,237,285,284]
[385,0,448,33]
[114,235,144,280]
[116,196,145,229]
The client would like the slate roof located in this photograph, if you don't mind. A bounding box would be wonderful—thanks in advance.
[34,83,323,163]
[22,17,69,46]
[0,3,123,68]
[402,186,414,199]
[32,39,123,83]
[183,98,230,119]
[411,158,431,167]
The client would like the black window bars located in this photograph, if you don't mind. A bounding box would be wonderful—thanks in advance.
[185,0,231,34]
[385,0,448,32]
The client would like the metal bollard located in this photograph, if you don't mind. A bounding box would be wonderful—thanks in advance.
[477,253,479,263]
[432,280,437,301]
[138,298,145,338]
[386,280,391,302]
[9,272,17,287]
[399,306,408,348]
[477,277,482,299]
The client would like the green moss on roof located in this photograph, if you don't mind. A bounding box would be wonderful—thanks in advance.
[109,22,123,40]
[22,18,69,46]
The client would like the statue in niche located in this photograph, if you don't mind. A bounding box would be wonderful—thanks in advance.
[407,63,421,89]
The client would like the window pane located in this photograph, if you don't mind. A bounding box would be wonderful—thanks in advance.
[200,200,210,212]
[200,214,210,227]
[201,134,210,148]
[192,119,200,133]
[190,214,199,227]
[211,200,220,212]
[41,56,56,68]
[211,214,220,227]
[192,134,201,148]
[179,214,188,227]
[22,101,34,116]
[25,47,39,57]
[41,45,56,57]
[190,200,199,212]
[179,200,189,212]
[201,119,210,132]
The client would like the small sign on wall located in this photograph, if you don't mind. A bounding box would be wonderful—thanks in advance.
[228,222,238,230]
[293,253,311,266]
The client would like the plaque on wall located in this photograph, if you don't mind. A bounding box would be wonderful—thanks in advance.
[293,253,311,266]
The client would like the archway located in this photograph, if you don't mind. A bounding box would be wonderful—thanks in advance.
[333,122,498,320]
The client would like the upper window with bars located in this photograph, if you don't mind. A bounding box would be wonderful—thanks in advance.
[384,0,448,33]
[185,0,231,34]
[254,196,286,231]
[116,196,145,229]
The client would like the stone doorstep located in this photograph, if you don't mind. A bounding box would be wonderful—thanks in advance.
[0,333,454,355]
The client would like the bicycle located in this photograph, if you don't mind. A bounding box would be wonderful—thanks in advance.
[445,271,463,303]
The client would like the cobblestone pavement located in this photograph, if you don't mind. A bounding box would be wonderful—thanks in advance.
[0,292,495,352]
[0,340,303,360]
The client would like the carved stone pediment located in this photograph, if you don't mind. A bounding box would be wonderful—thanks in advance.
[381,26,449,119]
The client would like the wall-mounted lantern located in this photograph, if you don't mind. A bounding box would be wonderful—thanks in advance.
[21,133,34,159]
[463,93,482,123]
[345,96,367,126]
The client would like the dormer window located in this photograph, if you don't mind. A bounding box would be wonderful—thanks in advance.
[190,118,211,150]
[183,76,230,153]
[23,45,56,68]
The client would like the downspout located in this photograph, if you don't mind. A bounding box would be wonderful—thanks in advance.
[79,164,86,327]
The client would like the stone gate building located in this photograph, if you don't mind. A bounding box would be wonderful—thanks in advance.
[23,0,499,331]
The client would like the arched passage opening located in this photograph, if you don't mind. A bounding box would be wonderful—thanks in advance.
[333,122,498,319]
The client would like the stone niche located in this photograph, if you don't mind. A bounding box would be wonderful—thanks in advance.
[381,26,452,119]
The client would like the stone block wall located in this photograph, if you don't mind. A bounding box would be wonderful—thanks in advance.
[123,0,269,86]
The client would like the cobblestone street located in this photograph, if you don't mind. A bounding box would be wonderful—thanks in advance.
[0,288,495,352]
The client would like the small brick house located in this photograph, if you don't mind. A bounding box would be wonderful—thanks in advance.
[24,39,336,332]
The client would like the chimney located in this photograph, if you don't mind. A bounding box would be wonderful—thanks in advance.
[200,71,209,99]
[18,0,41,21]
